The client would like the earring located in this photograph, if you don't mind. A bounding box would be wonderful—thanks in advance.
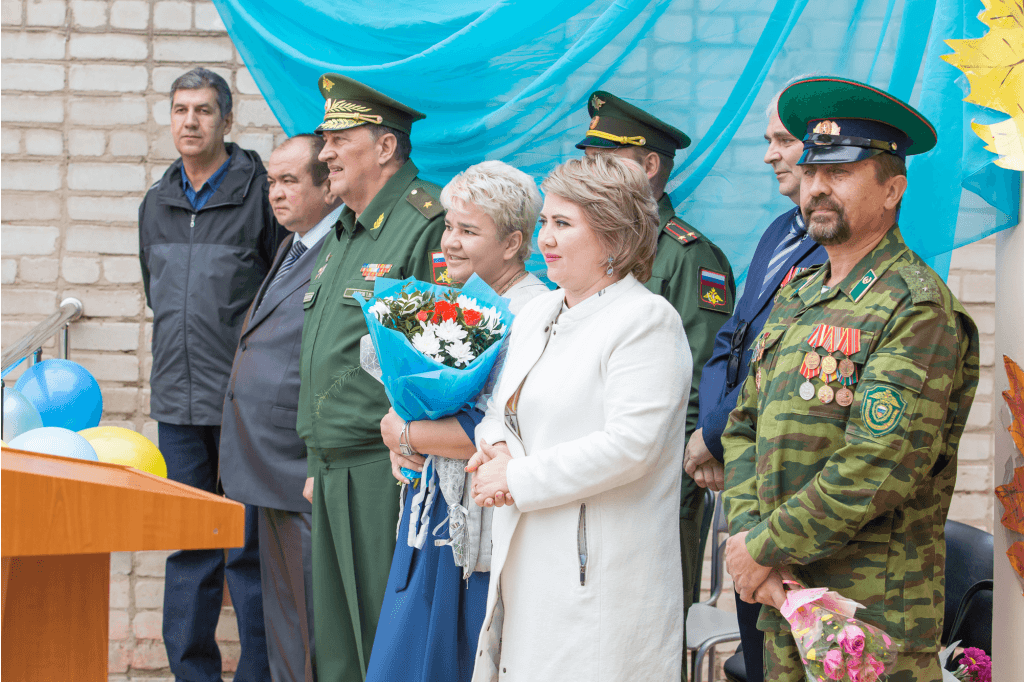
[605,256,614,276]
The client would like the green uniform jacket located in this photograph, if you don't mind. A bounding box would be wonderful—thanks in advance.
[298,161,447,453]
[721,227,979,651]
[646,194,734,519]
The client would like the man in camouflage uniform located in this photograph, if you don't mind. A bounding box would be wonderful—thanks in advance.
[576,93,734,667]
[297,74,446,681]
[721,77,979,681]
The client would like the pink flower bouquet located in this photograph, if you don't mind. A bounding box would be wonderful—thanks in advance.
[780,580,899,682]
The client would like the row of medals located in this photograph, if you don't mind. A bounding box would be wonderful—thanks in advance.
[753,335,858,406]
[800,350,856,406]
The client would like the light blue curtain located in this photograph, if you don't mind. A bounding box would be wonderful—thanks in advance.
[212,0,1019,283]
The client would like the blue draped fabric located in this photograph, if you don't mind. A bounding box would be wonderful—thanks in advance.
[212,0,1019,283]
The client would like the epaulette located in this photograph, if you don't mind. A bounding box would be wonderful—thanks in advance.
[664,217,699,246]
[896,263,942,305]
[406,186,444,219]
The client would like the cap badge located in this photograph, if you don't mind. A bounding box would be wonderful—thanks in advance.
[589,116,600,130]
[321,76,334,92]
[591,94,605,110]
[813,120,842,135]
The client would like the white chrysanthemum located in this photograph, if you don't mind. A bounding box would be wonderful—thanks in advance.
[446,340,476,367]
[411,329,441,357]
[456,295,482,313]
[369,300,390,321]
[480,307,505,333]
[434,319,468,343]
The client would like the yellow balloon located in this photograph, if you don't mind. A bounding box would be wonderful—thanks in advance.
[78,426,168,478]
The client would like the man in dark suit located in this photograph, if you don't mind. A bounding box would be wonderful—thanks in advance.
[683,92,828,682]
[220,134,343,682]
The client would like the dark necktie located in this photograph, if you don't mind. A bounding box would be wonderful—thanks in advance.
[257,239,307,313]
[760,212,806,298]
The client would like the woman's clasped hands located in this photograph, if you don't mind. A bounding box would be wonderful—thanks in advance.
[466,439,515,508]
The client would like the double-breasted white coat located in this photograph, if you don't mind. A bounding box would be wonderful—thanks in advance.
[471,275,692,682]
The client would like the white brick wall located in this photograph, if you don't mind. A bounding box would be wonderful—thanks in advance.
[0,2,1003,679]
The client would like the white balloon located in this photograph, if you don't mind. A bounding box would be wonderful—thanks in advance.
[9,427,99,461]
[2,388,44,440]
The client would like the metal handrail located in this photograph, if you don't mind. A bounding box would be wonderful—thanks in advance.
[1,297,84,438]
[1,297,84,373]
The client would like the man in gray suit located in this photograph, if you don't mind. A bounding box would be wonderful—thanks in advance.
[220,134,343,682]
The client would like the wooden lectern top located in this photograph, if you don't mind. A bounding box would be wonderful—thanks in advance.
[1,446,245,557]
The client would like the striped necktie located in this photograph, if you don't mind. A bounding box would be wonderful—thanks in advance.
[760,212,806,297]
[257,239,307,312]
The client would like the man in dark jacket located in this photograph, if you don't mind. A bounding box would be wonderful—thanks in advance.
[138,67,285,682]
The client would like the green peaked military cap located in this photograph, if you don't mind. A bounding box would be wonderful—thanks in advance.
[316,73,426,135]
[576,90,691,158]
[777,76,937,165]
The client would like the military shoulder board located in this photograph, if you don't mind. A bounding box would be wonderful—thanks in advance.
[665,218,698,246]
[896,263,942,305]
[406,187,444,219]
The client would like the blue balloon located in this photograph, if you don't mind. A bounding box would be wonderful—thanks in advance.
[15,359,103,431]
[2,388,44,440]
[9,426,99,461]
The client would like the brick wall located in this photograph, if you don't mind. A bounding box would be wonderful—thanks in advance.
[0,1,1000,678]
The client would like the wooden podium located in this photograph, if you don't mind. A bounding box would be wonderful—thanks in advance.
[1,446,245,680]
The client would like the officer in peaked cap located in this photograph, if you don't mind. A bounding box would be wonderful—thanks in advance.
[577,90,734,680]
[722,77,977,682]
[297,72,446,682]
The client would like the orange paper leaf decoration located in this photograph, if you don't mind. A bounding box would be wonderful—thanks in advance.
[1003,355,1024,454]
[997,355,1024,589]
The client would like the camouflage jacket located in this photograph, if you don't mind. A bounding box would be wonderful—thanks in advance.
[721,227,979,651]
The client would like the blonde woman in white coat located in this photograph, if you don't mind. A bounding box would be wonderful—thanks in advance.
[466,154,692,682]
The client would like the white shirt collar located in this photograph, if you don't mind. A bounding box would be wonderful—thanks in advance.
[296,203,344,249]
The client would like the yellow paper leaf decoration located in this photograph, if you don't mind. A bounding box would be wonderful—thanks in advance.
[942,0,1024,170]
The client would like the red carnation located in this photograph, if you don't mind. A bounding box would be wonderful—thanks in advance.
[463,309,482,326]
[432,301,458,323]
[416,310,429,322]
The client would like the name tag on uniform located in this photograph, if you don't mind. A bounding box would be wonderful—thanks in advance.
[343,287,374,300]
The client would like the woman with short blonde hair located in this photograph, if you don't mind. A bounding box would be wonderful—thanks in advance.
[468,153,691,681]
[367,160,548,682]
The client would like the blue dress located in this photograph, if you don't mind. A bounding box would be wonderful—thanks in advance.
[366,413,489,682]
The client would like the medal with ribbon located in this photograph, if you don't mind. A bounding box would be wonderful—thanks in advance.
[834,327,861,406]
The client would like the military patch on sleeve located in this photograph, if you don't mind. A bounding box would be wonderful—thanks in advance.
[698,267,730,311]
[896,263,942,305]
[861,385,907,436]
[406,187,444,220]
[665,217,698,245]
[431,251,454,285]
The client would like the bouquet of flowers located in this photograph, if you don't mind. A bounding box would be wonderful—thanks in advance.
[355,274,513,554]
[356,274,511,422]
[780,580,899,682]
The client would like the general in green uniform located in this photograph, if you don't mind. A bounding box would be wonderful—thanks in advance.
[721,77,980,681]
[576,90,735,671]
[297,74,447,682]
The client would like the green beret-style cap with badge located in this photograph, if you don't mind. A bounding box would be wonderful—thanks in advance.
[575,90,691,158]
[777,76,937,165]
[316,73,426,134]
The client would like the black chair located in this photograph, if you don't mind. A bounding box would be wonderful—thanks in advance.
[723,648,747,682]
[942,520,994,646]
